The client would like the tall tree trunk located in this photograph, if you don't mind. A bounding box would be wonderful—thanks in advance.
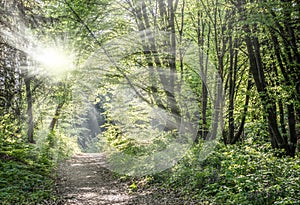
[287,104,297,157]
[167,0,181,127]
[196,7,210,141]
[244,32,291,155]
[24,72,34,143]
[269,23,298,156]
[228,36,235,143]
[230,72,252,144]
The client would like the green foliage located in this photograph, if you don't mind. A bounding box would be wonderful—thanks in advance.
[1,0,299,203]
[0,141,55,204]
[35,129,80,163]
[0,117,77,204]
[0,159,55,204]
[104,130,175,156]
[0,114,22,143]
[158,141,300,204]
[129,181,138,191]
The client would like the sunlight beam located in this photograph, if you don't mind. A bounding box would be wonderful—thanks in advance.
[34,46,74,76]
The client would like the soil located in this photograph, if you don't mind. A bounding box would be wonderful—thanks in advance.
[55,153,195,205]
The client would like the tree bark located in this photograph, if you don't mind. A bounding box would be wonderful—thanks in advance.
[287,104,297,157]
[49,102,65,132]
[244,32,291,155]
[230,72,252,144]
[24,72,34,143]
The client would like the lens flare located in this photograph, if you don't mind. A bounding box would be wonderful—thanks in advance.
[34,46,74,76]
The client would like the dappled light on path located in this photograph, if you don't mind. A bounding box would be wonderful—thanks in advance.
[56,153,198,204]
[56,153,131,205]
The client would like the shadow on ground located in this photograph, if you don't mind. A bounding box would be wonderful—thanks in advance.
[56,153,199,205]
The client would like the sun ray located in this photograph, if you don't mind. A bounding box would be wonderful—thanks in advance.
[33,46,75,77]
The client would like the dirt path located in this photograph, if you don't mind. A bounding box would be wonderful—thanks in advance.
[56,153,132,205]
[56,153,196,205]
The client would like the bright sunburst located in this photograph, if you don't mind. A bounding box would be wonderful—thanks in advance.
[34,46,74,76]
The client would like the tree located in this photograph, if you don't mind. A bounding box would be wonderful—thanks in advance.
[231,0,299,156]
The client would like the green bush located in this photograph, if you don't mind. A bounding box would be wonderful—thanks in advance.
[0,117,77,204]
[0,140,56,204]
[158,140,300,204]
[0,161,55,204]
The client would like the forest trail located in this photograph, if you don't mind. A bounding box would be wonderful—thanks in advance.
[56,153,189,205]
[56,153,132,205]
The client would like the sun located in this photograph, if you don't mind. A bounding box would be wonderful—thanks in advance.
[34,46,74,76]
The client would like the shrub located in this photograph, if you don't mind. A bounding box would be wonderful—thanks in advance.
[159,141,300,204]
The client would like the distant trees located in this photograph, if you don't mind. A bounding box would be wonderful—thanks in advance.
[0,0,298,155]
[121,0,299,156]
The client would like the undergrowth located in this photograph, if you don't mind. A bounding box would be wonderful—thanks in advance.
[125,139,300,204]
[0,115,77,204]
[158,140,300,204]
[0,140,56,204]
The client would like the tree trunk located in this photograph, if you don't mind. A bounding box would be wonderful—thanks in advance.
[228,36,235,143]
[196,7,210,141]
[24,72,34,143]
[244,32,291,155]
[49,102,65,131]
[230,72,252,144]
[287,104,297,157]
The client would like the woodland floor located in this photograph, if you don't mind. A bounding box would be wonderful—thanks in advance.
[55,153,195,205]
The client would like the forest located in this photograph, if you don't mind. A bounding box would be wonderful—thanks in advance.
[0,0,299,204]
